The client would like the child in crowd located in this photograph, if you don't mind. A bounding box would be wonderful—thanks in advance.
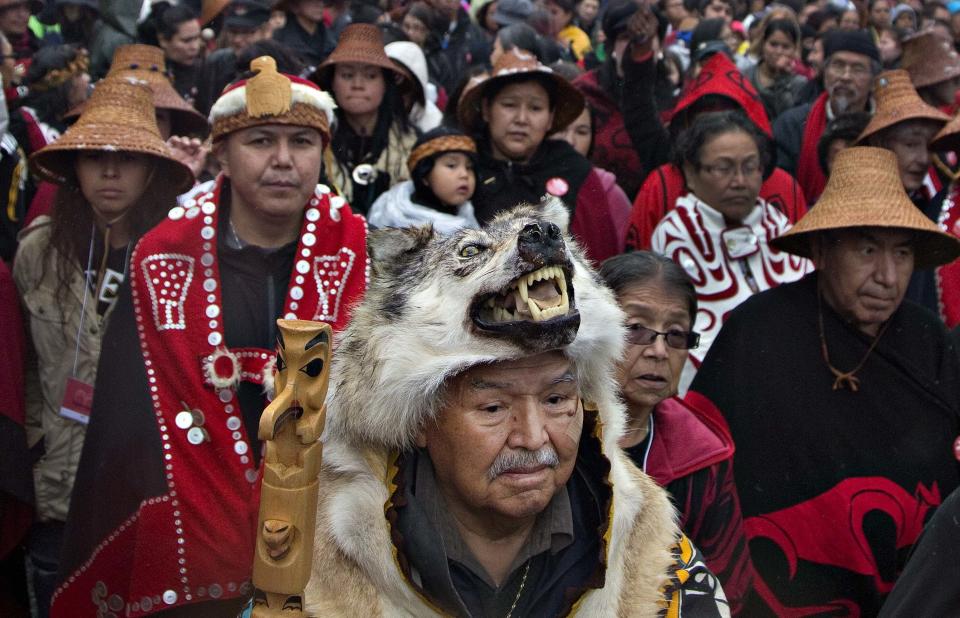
[368,126,479,233]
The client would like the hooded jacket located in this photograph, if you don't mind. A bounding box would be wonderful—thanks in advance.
[625,53,807,251]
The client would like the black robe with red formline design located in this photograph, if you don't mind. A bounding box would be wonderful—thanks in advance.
[690,272,960,616]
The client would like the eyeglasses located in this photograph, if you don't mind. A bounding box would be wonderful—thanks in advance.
[627,325,700,350]
[698,159,762,181]
[825,58,871,78]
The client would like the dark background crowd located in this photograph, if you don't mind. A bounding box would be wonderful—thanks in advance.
[2,0,960,615]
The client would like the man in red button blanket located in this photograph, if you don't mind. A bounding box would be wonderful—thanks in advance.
[51,56,368,617]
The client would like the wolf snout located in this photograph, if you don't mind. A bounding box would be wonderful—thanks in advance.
[518,222,564,264]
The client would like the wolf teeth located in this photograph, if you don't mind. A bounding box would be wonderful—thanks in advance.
[484,265,570,324]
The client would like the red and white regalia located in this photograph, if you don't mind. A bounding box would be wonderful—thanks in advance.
[652,194,811,390]
[50,176,368,616]
[936,186,960,328]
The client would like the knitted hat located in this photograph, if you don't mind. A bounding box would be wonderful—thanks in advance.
[771,147,960,268]
[602,0,638,44]
[890,3,916,28]
[823,29,880,63]
[901,31,960,89]
[66,45,209,138]
[407,127,477,174]
[494,0,534,26]
[458,49,585,134]
[855,70,949,144]
[29,78,195,193]
[209,55,336,142]
[309,24,403,91]
[223,0,272,29]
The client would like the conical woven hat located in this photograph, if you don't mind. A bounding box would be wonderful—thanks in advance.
[30,77,195,193]
[930,104,960,152]
[855,70,948,144]
[65,45,209,137]
[771,147,960,268]
[310,24,402,90]
[457,49,585,134]
[901,31,960,88]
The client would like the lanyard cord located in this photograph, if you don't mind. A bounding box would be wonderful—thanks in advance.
[640,414,655,473]
[72,221,97,377]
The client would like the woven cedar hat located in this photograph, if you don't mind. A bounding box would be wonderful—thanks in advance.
[771,147,960,268]
[901,31,960,89]
[310,23,404,90]
[855,70,949,144]
[407,132,477,173]
[209,55,336,142]
[30,78,195,193]
[66,45,209,137]
[457,49,585,134]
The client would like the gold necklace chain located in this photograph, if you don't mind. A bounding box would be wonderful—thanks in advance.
[504,561,531,618]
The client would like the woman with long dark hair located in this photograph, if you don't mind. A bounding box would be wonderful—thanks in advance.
[743,18,807,119]
[311,23,418,215]
[12,78,193,615]
[139,2,203,104]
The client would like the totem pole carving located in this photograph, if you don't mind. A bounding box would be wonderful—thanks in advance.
[252,319,332,616]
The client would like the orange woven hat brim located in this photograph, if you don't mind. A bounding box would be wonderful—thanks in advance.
[31,79,194,193]
[856,70,949,144]
[930,111,960,153]
[902,31,960,89]
[771,147,960,269]
[65,44,210,137]
[309,23,400,90]
[457,52,585,135]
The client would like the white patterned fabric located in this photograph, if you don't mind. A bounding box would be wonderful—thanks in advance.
[652,194,811,391]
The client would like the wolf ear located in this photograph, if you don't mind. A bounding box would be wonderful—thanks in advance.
[539,196,570,234]
[368,225,436,267]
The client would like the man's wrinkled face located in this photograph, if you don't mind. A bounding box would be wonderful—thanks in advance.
[215,124,323,224]
[815,228,916,336]
[417,351,581,523]
[824,51,874,113]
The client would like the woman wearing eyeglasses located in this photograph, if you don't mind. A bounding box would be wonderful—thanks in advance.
[599,250,757,616]
[651,110,811,391]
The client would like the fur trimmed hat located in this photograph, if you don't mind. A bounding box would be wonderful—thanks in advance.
[324,198,629,453]
[209,55,337,142]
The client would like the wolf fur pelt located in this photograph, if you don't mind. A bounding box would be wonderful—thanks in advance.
[305,199,681,615]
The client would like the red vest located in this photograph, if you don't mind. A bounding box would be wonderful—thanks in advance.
[51,178,367,616]
[937,186,960,328]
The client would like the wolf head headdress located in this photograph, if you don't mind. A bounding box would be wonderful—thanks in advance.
[326,198,627,450]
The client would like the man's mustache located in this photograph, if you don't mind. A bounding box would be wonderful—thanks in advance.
[487,446,560,480]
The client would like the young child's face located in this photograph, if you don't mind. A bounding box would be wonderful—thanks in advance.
[427,152,476,207]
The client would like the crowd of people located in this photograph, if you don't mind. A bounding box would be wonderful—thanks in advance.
[0,0,960,615]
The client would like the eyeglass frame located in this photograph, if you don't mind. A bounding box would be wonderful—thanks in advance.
[695,157,763,182]
[626,325,701,350]
[824,57,873,79]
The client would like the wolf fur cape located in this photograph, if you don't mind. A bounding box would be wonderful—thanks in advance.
[304,200,697,615]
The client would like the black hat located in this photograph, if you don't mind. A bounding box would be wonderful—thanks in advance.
[223,0,271,29]
[602,0,638,44]
[823,29,880,64]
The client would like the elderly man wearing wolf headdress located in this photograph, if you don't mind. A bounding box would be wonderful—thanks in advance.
[303,200,730,616]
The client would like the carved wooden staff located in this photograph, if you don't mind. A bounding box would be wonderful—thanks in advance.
[251,319,332,616]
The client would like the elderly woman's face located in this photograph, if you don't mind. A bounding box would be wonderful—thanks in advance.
[482,80,555,163]
[616,281,691,414]
[417,351,581,523]
[684,128,763,223]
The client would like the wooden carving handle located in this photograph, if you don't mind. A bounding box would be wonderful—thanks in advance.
[251,320,332,617]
